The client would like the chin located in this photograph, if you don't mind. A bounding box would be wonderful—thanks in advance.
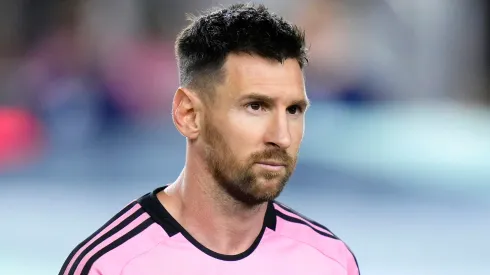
[252,178,286,199]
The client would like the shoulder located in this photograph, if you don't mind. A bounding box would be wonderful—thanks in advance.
[271,201,360,274]
[58,200,165,275]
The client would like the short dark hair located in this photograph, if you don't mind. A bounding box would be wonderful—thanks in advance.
[175,3,308,97]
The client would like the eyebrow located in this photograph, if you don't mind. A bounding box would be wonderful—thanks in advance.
[240,93,310,110]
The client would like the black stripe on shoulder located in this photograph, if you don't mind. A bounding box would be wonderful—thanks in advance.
[58,201,138,275]
[274,201,339,238]
[80,218,154,275]
[275,210,339,240]
[346,244,361,275]
[275,202,360,274]
[67,207,145,275]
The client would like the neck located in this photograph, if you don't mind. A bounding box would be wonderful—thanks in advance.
[160,157,268,255]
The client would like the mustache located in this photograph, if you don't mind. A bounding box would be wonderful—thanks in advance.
[250,149,293,164]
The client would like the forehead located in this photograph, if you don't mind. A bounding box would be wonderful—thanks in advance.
[219,53,306,100]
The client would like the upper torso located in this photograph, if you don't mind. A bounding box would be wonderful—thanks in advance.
[59,187,360,275]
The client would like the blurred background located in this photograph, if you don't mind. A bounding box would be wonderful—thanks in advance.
[1,0,489,274]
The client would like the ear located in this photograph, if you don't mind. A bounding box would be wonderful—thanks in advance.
[172,87,202,140]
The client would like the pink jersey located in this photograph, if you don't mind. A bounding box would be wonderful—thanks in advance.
[59,186,360,275]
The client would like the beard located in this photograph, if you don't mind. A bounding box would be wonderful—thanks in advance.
[201,116,297,207]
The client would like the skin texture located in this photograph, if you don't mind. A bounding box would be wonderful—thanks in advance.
[160,53,309,255]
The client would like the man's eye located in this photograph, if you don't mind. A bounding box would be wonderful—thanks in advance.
[287,105,302,115]
[246,102,264,111]
[250,103,261,110]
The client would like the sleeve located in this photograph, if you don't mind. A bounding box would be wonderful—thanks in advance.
[58,260,99,275]
[57,247,123,275]
[346,246,360,275]
[58,257,118,275]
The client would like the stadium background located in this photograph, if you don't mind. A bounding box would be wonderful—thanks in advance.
[0,0,489,274]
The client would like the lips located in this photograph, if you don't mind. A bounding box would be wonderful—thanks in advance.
[256,160,286,166]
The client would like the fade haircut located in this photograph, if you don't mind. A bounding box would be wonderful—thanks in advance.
[175,3,308,100]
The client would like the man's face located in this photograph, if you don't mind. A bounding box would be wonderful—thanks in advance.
[199,54,308,207]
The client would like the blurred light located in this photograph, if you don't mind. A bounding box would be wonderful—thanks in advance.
[0,107,43,170]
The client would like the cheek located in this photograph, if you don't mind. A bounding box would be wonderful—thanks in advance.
[225,115,267,154]
[289,120,305,150]
[229,109,267,133]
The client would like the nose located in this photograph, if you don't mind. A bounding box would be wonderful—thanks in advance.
[264,112,292,149]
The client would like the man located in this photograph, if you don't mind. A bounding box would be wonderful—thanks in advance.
[58,3,360,275]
